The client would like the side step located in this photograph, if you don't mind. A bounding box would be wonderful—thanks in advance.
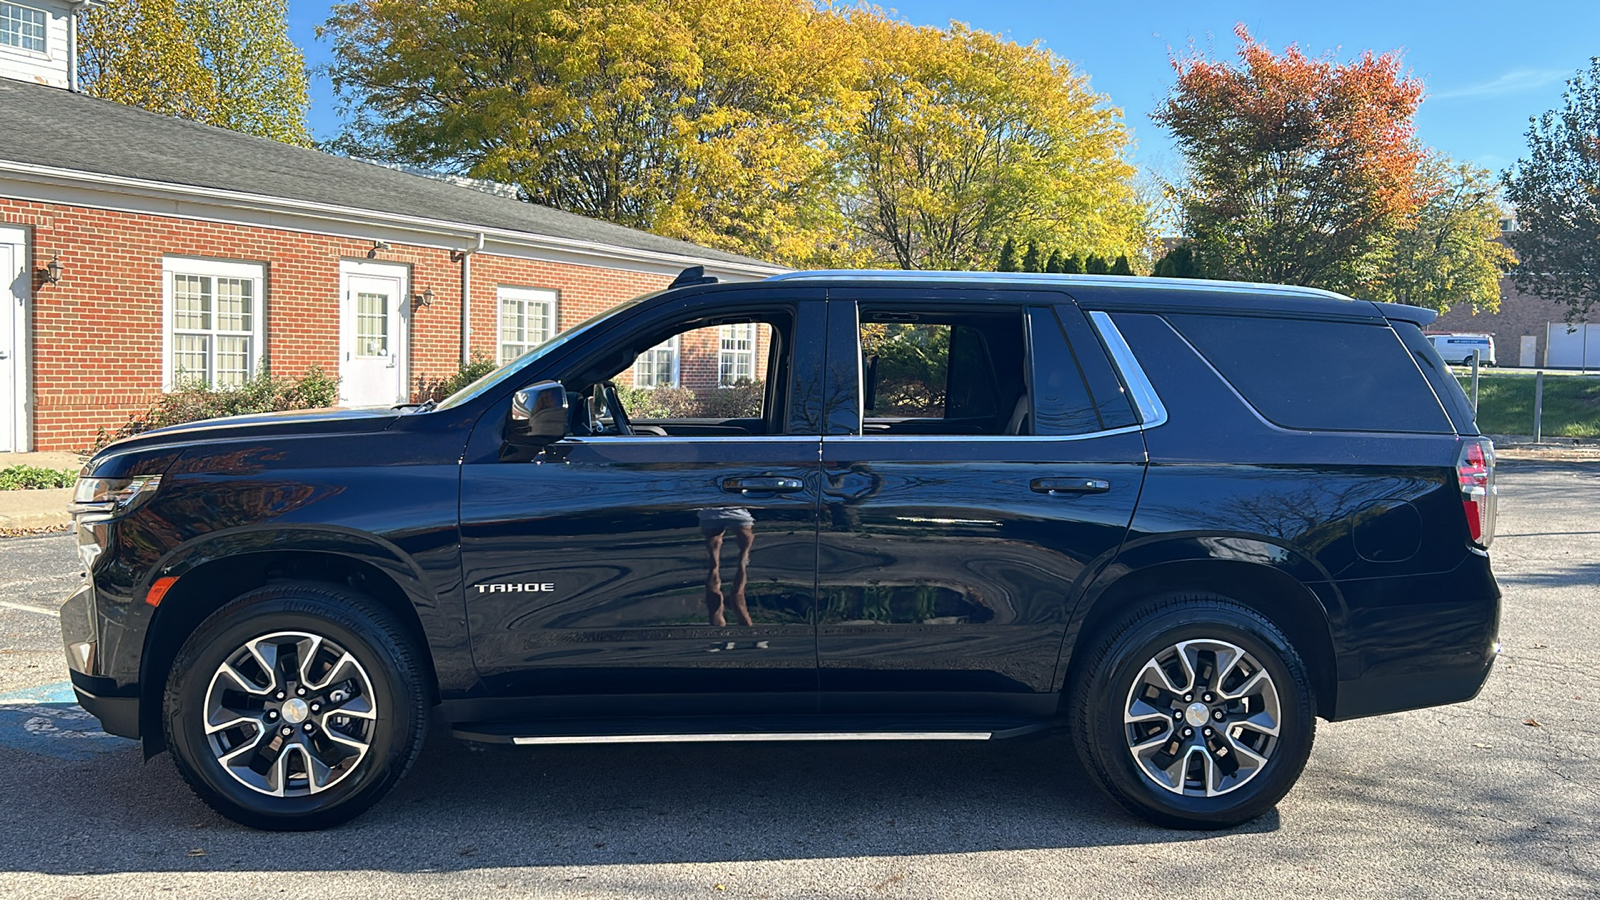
[452,715,1052,746]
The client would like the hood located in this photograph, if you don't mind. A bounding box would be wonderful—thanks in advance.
[91,406,401,467]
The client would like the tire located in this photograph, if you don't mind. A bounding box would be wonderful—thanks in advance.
[163,582,429,830]
[1070,596,1315,829]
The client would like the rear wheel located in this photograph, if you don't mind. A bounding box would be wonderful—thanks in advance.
[1071,597,1315,829]
[163,582,428,830]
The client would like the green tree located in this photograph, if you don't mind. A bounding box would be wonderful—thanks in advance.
[1378,158,1514,313]
[1502,58,1600,323]
[1152,244,1202,278]
[323,0,858,265]
[1110,254,1134,275]
[1085,254,1110,274]
[81,0,311,145]
[1060,254,1083,274]
[1021,242,1042,273]
[1045,249,1064,273]
[1153,25,1427,293]
[842,17,1145,269]
[997,237,1019,272]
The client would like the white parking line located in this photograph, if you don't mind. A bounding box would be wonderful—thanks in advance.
[0,599,57,617]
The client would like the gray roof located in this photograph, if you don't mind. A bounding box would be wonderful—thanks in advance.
[0,79,775,269]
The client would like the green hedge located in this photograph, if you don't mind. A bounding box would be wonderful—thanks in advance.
[0,465,76,490]
[94,366,339,450]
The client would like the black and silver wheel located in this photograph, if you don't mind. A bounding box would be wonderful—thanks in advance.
[1072,598,1314,829]
[164,582,428,830]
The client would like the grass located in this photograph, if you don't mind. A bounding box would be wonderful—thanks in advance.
[0,465,76,491]
[1456,371,1600,437]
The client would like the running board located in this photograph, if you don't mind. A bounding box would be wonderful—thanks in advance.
[452,715,1051,746]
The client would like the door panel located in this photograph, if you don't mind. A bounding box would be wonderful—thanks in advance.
[817,434,1145,701]
[340,272,405,406]
[461,436,821,704]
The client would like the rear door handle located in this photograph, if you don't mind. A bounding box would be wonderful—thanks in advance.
[1031,477,1110,495]
[722,476,805,494]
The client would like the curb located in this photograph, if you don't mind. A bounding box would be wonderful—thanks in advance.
[0,487,73,535]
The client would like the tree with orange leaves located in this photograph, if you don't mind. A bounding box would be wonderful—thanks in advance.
[1154,26,1428,295]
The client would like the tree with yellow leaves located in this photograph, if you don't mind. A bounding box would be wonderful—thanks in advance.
[324,0,859,265]
[80,0,312,146]
[840,18,1144,270]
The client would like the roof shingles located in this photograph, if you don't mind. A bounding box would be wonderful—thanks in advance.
[0,79,775,269]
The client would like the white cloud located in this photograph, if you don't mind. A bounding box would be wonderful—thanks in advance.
[1432,69,1570,100]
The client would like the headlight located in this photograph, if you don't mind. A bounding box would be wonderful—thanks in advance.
[73,474,164,517]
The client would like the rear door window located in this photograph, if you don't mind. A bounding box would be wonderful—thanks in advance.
[1166,313,1452,434]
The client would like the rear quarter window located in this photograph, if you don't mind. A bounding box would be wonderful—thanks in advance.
[1166,313,1453,434]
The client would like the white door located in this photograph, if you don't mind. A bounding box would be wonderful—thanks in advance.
[339,265,408,406]
[0,227,27,452]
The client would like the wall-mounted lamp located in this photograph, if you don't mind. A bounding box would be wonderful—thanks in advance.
[416,287,434,307]
[367,240,392,259]
[44,253,63,285]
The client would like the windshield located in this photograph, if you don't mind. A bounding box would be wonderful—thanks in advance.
[432,291,659,411]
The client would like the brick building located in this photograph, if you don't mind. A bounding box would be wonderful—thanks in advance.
[0,3,782,452]
[1430,232,1597,369]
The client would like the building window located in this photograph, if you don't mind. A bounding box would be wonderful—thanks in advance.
[633,336,679,388]
[163,258,266,389]
[719,323,756,385]
[498,286,557,363]
[0,3,45,54]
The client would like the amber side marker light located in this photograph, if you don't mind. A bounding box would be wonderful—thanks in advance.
[146,576,179,608]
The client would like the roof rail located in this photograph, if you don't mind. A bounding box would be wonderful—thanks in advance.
[669,266,719,289]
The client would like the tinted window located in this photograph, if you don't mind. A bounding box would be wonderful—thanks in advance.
[857,308,1025,435]
[1053,305,1139,430]
[1027,307,1101,435]
[1167,313,1452,434]
[1394,321,1478,435]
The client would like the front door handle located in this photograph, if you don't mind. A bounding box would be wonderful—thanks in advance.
[722,476,805,494]
[1031,477,1110,495]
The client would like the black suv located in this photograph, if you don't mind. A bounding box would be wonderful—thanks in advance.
[60,270,1500,831]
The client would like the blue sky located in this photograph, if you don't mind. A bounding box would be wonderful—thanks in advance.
[286,0,1600,179]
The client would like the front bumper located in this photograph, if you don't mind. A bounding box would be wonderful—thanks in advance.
[59,580,142,739]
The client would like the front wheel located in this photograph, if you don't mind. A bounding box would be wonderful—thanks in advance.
[1071,597,1315,829]
[163,582,428,830]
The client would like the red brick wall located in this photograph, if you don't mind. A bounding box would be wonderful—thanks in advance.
[2,197,674,451]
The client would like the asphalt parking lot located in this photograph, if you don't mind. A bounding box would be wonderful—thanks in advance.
[0,459,1596,898]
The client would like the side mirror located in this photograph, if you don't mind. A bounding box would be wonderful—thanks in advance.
[507,380,569,447]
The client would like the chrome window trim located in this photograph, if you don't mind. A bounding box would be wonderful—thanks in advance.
[560,435,821,444]
[823,427,1144,443]
[1087,310,1167,430]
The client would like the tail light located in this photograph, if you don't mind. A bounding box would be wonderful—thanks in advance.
[1457,438,1496,548]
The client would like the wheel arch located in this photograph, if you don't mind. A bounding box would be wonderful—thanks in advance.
[1060,552,1341,720]
[137,528,454,757]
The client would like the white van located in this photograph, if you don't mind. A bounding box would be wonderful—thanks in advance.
[1428,333,1496,366]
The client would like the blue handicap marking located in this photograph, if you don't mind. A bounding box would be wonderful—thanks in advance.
[0,681,139,760]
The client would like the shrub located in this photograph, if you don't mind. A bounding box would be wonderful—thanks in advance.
[615,381,764,420]
[418,354,499,403]
[92,366,339,450]
[0,465,76,490]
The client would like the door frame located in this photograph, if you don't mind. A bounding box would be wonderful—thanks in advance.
[0,225,30,452]
[337,259,410,406]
